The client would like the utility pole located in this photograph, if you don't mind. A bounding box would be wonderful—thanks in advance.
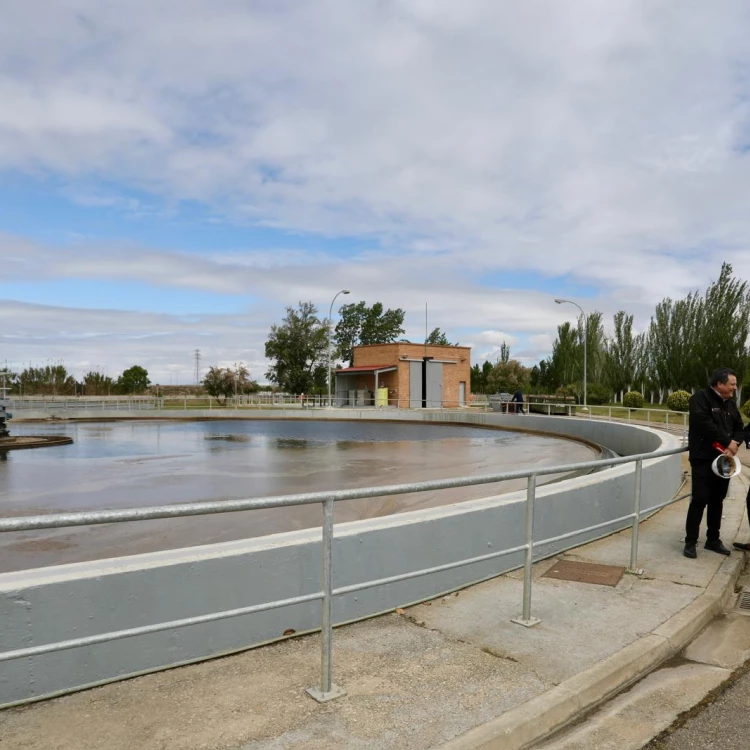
[194,349,202,385]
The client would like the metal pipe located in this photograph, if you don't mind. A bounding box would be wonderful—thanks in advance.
[334,542,527,596]
[555,298,587,408]
[523,475,535,620]
[321,498,334,693]
[327,290,350,409]
[629,459,643,572]
[540,512,635,546]
[306,498,345,702]
[0,591,324,663]
[511,475,541,627]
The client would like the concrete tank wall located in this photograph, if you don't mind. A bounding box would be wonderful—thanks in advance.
[0,413,683,707]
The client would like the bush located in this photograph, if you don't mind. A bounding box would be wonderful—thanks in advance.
[586,382,613,405]
[667,390,691,412]
[623,391,644,409]
[741,399,750,420]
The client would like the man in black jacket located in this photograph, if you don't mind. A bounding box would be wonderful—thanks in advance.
[684,367,745,559]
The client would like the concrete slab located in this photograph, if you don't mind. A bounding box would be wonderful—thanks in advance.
[534,663,730,750]
[417,562,702,686]
[684,610,750,669]
[0,615,545,750]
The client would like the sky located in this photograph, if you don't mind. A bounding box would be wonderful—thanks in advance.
[2,0,750,385]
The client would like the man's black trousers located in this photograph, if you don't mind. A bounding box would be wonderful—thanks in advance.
[685,461,731,545]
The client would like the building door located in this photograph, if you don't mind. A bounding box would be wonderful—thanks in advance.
[426,362,443,407]
[409,362,422,408]
[459,381,466,407]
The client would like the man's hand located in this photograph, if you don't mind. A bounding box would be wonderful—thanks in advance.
[726,440,740,457]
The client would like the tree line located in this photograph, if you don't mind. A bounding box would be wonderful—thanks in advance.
[1,364,152,396]
[10,264,745,404]
[472,263,750,405]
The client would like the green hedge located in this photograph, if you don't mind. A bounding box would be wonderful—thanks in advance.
[623,391,644,409]
[667,390,691,412]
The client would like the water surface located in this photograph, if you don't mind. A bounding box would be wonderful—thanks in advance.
[0,419,596,571]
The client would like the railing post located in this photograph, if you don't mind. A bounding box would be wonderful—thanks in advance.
[665,412,669,429]
[512,475,541,627]
[306,498,346,702]
[627,459,644,575]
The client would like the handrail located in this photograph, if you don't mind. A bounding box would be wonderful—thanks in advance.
[0,442,687,704]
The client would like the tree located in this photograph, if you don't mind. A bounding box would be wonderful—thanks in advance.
[117,366,150,394]
[425,327,457,346]
[647,292,702,394]
[530,359,555,392]
[486,360,531,394]
[603,312,640,400]
[696,262,750,388]
[334,301,405,365]
[549,322,580,387]
[83,371,115,396]
[0,367,16,392]
[470,360,495,394]
[581,311,606,384]
[499,341,511,364]
[15,364,76,396]
[202,364,254,405]
[265,301,329,394]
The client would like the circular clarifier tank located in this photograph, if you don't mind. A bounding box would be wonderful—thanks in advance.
[0,419,599,571]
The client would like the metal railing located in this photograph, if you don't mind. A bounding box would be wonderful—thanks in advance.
[6,396,690,425]
[524,399,688,428]
[0,444,686,703]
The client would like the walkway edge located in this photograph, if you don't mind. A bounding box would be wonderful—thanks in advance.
[437,553,743,750]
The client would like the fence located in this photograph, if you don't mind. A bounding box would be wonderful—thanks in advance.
[5,396,690,424]
[0,443,686,704]
[524,400,689,433]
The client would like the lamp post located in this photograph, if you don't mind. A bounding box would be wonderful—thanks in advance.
[327,290,350,408]
[555,298,587,409]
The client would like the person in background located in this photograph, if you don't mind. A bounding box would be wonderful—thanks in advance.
[732,419,750,552]
[684,367,745,559]
[511,389,525,415]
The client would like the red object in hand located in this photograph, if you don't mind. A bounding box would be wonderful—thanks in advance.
[713,442,729,454]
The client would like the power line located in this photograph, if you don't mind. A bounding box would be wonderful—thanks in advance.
[194,349,202,385]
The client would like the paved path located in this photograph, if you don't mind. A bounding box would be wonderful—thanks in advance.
[1,455,749,750]
[642,662,750,749]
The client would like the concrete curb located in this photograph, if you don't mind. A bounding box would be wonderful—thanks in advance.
[438,553,744,750]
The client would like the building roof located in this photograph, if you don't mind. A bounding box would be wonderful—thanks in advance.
[335,364,397,373]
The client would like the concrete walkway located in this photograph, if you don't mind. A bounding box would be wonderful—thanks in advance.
[1,458,749,750]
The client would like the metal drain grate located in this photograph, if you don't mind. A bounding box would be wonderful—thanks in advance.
[736,588,750,614]
[542,559,625,587]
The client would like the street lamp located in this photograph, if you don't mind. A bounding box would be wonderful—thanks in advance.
[327,289,350,408]
[555,298,587,409]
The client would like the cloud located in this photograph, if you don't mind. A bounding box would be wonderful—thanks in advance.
[2,2,750,379]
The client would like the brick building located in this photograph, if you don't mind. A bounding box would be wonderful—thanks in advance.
[334,343,471,408]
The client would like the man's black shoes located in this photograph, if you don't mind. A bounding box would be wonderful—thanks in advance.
[704,540,731,556]
[683,543,697,558]
[733,542,750,551]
